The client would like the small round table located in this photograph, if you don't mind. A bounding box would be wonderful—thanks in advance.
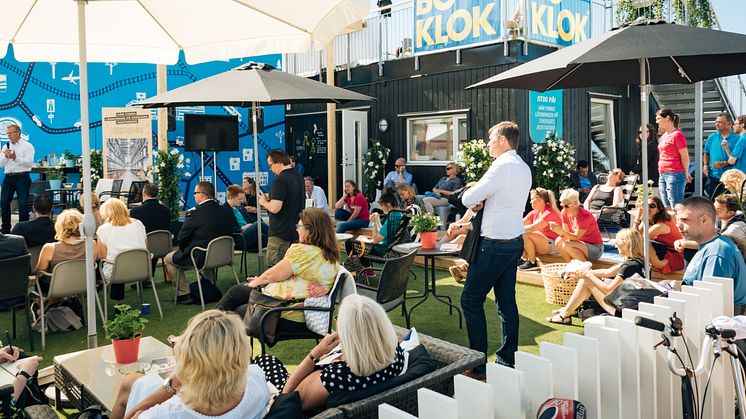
[393,244,463,328]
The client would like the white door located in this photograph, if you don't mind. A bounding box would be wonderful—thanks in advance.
[342,110,368,187]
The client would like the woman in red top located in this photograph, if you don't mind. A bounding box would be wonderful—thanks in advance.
[334,179,370,233]
[550,189,604,262]
[632,195,685,273]
[656,108,692,209]
[519,188,561,271]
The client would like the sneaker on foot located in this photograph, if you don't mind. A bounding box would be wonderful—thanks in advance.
[517,260,539,271]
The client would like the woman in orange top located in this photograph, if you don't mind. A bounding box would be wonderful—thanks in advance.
[632,195,685,273]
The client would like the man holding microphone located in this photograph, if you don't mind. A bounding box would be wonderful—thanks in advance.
[460,121,531,379]
[0,124,35,233]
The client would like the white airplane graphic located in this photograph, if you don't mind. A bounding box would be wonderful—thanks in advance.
[62,70,80,85]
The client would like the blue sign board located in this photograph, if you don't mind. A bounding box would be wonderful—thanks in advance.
[529,89,563,143]
[529,0,590,47]
[0,46,285,210]
[414,0,501,55]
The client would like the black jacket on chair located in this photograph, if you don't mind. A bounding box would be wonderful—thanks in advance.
[130,199,171,233]
[0,233,28,260]
[171,200,239,267]
[10,216,55,248]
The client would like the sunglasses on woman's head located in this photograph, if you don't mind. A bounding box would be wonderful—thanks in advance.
[648,203,657,209]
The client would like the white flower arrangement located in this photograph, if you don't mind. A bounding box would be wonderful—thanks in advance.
[363,140,390,200]
[456,139,492,183]
[531,136,576,194]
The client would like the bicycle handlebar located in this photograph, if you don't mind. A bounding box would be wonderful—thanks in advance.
[634,316,667,332]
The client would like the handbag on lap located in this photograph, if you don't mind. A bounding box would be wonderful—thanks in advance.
[244,289,298,346]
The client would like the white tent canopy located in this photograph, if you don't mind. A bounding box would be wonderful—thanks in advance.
[0,0,369,349]
[0,0,368,65]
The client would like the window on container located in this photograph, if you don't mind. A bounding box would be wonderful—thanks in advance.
[406,114,468,164]
[589,98,617,172]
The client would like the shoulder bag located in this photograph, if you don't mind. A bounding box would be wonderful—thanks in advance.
[244,288,297,346]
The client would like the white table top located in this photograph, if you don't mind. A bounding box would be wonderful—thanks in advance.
[335,233,353,241]
[54,336,172,410]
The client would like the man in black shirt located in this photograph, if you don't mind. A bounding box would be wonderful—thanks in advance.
[130,182,171,233]
[11,194,55,248]
[259,150,305,265]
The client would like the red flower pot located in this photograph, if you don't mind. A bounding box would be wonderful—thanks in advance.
[112,334,141,364]
[420,231,437,249]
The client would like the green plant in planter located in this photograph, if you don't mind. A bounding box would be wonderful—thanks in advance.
[410,212,441,234]
[634,180,656,203]
[62,150,79,161]
[89,149,104,189]
[46,166,64,181]
[105,304,148,340]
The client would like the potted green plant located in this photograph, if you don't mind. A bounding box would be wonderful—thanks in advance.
[62,150,78,168]
[46,165,64,190]
[410,213,441,249]
[106,304,148,364]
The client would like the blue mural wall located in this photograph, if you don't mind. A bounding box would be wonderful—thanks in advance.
[0,45,285,210]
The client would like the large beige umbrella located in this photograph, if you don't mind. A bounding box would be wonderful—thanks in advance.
[0,0,369,348]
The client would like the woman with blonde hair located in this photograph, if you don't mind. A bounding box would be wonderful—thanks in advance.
[721,169,746,199]
[546,228,646,324]
[34,209,87,293]
[217,207,340,324]
[518,188,561,271]
[96,198,147,304]
[396,183,424,214]
[111,310,269,418]
[583,168,625,211]
[550,189,604,262]
[78,193,103,229]
[253,294,407,411]
[422,162,463,214]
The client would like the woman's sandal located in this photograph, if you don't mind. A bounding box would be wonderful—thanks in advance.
[546,313,572,325]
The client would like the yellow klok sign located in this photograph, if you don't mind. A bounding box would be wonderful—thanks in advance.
[530,0,590,46]
[414,0,500,54]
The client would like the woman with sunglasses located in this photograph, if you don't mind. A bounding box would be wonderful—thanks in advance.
[546,228,646,324]
[632,195,684,273]
[583,169,625,211]
[216,208,340,325]
[422,163,463,214]
[550,189,604,262]
[518,188,561,271]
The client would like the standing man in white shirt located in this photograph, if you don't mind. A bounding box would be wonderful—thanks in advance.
[460,121,531,379]
[304,176,329,212]
[0,124,35,233]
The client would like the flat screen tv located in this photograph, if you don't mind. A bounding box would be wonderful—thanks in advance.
[184,114,239,152]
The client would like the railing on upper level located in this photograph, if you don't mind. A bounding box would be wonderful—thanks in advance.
[286,0,614,78]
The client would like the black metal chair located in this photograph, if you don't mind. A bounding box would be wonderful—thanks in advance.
[255,270,352,355]
[98,179,123,201]
[357,250,418,328]
[111,180,147,208]
[232,232,266,276]
[0,254,33,351]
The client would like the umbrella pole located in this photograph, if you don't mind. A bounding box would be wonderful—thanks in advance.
[640,59,651,276]
[77,0,97,349]
[252,102,265,273]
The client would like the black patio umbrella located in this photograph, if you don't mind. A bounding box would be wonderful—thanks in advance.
[467,19,746,273]
[137,62,374,272]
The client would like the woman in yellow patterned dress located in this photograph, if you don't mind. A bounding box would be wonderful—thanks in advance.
[216,207,340,324]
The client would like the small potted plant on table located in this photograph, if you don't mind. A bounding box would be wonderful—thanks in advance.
[106,304,148,364]
[46,165,64,190]
[62,150,78,168]
[411,213,442,249]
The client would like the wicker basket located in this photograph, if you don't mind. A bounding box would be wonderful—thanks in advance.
[540,263,578,305]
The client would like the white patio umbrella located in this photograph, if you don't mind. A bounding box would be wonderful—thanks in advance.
[0,0,369,348]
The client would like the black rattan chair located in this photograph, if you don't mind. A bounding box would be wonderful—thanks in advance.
[362,211,412,265]
[357,250,417,328]
[0,254,33,351]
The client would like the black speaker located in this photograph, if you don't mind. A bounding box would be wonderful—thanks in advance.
[168,107,176,132]
[247,107,264,134]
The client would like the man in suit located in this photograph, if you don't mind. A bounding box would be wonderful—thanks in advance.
[130,182,171,287]
[0,232,28,309]
[11,194,55,248]
[130,182,171,233]
[164,181,239,304]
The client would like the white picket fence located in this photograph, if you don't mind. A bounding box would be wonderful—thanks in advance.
[379,276,736,419]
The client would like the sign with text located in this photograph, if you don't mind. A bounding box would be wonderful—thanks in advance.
[529,0,590,47]
[414,0,500,55]
[102,107,152,180]
[529,90,563,143]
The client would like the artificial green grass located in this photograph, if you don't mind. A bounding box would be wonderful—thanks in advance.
[0,253,579,415]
